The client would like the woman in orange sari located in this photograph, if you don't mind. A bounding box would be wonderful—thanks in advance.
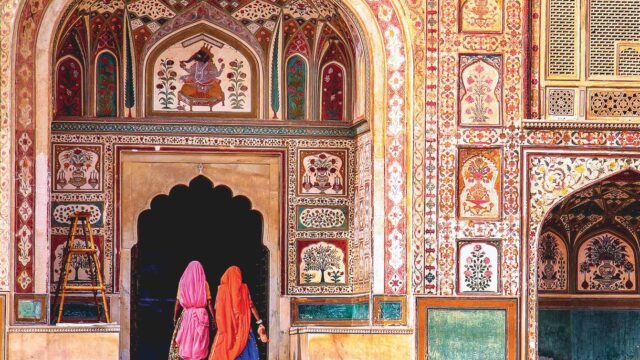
[209,266,268,360]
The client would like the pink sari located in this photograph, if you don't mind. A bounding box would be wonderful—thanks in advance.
[175,261,210,360]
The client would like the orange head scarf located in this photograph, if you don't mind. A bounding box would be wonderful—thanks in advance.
[209,266,252,360]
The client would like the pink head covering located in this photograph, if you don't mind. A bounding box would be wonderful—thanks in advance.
[175,261,210,360]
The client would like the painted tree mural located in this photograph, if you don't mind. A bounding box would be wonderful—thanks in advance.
[286,56,307,120]
[96,52,118,117]
[302,242,342,283]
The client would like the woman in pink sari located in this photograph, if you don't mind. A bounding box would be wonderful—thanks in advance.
[169,261,215,360]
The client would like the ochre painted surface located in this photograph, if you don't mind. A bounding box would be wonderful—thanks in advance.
[292,333,411,360]
[7,331,119,359]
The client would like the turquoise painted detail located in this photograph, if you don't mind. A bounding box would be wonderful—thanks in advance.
[51,122,356,137]
[539,309,640,360]
[270,17,280,118]
[378,301,402,321]
[427,309,506,360]
[297,302,369,321]
[17,299,42,319]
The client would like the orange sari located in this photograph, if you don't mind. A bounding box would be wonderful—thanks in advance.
[209,266,252,360]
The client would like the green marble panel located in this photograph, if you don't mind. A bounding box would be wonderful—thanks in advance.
[296,302,369,321]
[539,309,640,360]
[378,301,402,320]
[427,309,506,360]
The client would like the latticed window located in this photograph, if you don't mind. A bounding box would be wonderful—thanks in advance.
[542,0,640,121]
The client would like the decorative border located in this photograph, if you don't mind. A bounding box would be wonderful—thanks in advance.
[372,295,407,326]
[289,327,413,335]
[51,122,357,137]
[290,296,369,326]
[456,239,503,295]
[416,298,517,360]
[13,294,48,324]
[0,294,4,359]
[7,324,121,333]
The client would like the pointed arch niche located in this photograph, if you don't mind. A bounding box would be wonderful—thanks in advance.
[526,152,640,359]
[119,150,283,360]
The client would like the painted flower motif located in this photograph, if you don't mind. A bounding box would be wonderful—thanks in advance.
[463,244,494,292]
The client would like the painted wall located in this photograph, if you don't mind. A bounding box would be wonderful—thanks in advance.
[539,309,640,360]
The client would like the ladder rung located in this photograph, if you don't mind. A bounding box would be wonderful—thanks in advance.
[67,248,98,253]
[64,285,105,291]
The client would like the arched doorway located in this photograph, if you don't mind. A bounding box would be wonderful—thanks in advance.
[536,169,640,359]
[131,176,269,359]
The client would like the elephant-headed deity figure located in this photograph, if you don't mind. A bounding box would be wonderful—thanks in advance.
[178,44,226,111]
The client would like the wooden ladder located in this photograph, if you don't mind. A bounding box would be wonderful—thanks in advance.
[52,212,110,324]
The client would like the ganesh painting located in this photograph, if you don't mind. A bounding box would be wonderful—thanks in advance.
[150,35,254,115]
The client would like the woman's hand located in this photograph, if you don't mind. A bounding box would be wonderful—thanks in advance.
[257,324,269,343]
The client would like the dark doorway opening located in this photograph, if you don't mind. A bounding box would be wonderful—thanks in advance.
[131,175,269,360]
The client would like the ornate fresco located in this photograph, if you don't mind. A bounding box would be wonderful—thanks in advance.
[149,35,255,115]
[576,232,636,293]
[458,241,501,294]
[3,0,640,356]
[458,147,502,220]
[537,231,568,292]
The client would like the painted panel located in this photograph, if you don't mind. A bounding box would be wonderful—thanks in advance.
[321,63,345,121]
[298,149,347,196]
[51,202,104,227]
[95,52,118,117]
[458,148,502,220]
[459,55,502,126]
[417,299,516,360]
[50,235,104,291]
[292,297,369,325]
[52,144,102,192]
[460,0,503,33]
[539,309,640,360]
[151,37,253,114]
[373,295,406,325]
[14,294,47,324]
[427,309,506,360]
[0,295,4,359]
[296,239,347,285]
[538,231,568,291]
[296,206,348,231]
[286,55,307,120]
[55,57,83,117]
[458,241,501,293]
[577,232,636,292]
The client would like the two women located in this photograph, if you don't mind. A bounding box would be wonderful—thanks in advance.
[170,262,268,360]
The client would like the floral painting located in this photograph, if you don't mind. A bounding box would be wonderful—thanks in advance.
[460,0,503,33]
[321,63,345,121]
[537,231,568,291]
[577,232,636,292]
[96,52,118,117]
[297,239,348,285]
[286,55,307,120]
[53,144,102,192]
[458,241,500,293]
[151,37,253,115]
[459,55,502,126]
[56,57,83,116]
[458,147,502,220]
[298,149,347,196]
